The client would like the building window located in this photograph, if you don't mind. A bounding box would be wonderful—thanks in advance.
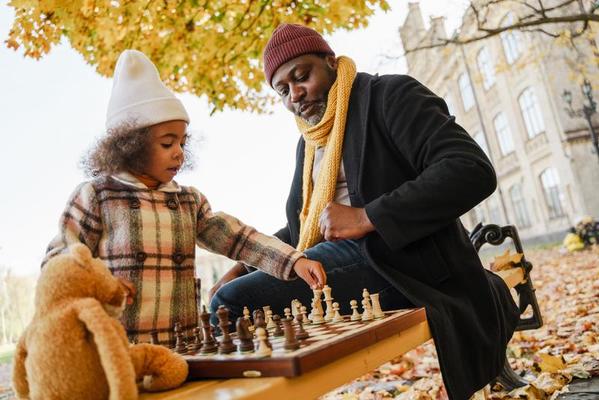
[487,196,503,224]
[477,47,496,90]
[473,204,486,225]
[500,13,522,64]
[458,73,475,111]
[493,112,515,155]
[443,92,456,116]
[519,87,545,139]
[473,131,491,159]
[509,184,531,228]
[540,168,565,219]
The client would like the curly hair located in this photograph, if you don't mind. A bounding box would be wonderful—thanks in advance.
[81,120,193,178]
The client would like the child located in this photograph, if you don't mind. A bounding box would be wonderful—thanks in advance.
[43,50,326,344]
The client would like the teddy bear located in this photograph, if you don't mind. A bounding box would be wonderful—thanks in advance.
[12,243,189,400]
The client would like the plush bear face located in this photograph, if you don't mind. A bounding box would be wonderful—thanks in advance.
[35,244,126,314]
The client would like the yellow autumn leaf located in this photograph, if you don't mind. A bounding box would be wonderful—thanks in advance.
[4,0,389,113]
[538,353,566,373]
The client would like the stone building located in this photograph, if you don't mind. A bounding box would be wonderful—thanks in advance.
[399,2,599,242]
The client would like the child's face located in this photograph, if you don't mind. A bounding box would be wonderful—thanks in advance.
[144,120,188,184]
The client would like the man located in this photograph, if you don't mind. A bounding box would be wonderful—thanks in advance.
[210,24,520,399]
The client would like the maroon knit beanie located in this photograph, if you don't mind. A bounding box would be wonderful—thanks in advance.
[263,23,335,86]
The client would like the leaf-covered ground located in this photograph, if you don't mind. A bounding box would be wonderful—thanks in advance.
[2,246,597,399]
[322,246,599,400]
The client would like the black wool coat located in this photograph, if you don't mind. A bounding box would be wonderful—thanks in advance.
[274,73,520,400]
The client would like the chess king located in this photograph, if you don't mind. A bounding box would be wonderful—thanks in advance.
[209,24,520,400]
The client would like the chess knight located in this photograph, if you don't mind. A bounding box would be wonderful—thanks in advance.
[12,244,188,400]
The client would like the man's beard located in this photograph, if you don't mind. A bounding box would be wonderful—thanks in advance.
[300,101,327,126]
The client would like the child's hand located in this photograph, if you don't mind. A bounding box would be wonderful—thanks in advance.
[292,258,327,290]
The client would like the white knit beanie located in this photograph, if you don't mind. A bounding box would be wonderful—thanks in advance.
[106,50,189,131]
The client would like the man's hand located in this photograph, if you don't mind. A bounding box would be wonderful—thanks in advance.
[292,258,326,290]
[319,202,375,241]
[208,262,248,303]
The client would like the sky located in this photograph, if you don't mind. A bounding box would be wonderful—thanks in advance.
[0,0,469,276]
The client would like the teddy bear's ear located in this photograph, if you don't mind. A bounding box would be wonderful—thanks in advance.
[70,243,92,267]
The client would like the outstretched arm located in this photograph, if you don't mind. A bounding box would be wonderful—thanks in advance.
[74,298,137,400]
[12,333,29,399]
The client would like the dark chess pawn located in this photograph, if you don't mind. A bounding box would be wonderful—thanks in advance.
[174,322,188,354]
[199,306,218,354]
[295,313,309,340]
[217,305,236,354]
[236,316,255,353]
[188,327,202,353]
[282,316,300,351]
[272,314,284,337]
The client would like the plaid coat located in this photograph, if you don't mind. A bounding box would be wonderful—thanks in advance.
[44,173,302,344]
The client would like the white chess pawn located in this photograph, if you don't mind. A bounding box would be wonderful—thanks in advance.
[254,327,272,357]
[332,302,344,323]
[284,307,293,320]
[370,293,385,319]
[361,298,373,321]
[243,306,255,332]
[350,300,361,321]
[266,309,276,330]
[300,305,310,325]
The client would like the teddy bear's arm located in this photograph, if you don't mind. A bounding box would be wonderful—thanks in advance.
[12,331,30,399]
[74,298,138,400]
[130,343,188,392]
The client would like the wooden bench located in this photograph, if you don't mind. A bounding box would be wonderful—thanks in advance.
[141,223,542,400]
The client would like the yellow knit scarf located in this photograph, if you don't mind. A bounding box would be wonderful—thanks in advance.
[295,56,357,251]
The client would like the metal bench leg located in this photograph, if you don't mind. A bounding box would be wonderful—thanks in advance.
[492,357,527,391]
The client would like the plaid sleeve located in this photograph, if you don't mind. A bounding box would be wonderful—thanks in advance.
[42,182,102,267]
[192,189,303,281]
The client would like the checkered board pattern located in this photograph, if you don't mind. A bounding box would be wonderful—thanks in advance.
[183,308,426,378]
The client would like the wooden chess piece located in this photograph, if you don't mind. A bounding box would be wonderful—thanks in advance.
[254,327,272,357]
[174,322,188,354]
[300,305,310,325]
[266,309,276,330]
[199,306,217,354]
[272,314,284,337]
[350,299,361,321]
[332,302,344,323]
[361,298,374,321]
[217,305,235,354]
[322,285,334,322]
[282,317,300,351]
[283,307,293,321]
[236,316,254,353]
[310,290,325,324]
[295,312,309,340]
[188,327,202,353]
[370,293,385,319]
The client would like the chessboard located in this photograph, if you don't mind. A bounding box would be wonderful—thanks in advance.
[183,308,426,378]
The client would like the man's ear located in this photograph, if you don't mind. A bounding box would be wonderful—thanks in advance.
[325,55,338,71]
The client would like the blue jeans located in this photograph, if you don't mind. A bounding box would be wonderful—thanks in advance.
[209,239,413,327]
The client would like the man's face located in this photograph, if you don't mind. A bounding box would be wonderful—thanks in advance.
[271,54,338,126]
